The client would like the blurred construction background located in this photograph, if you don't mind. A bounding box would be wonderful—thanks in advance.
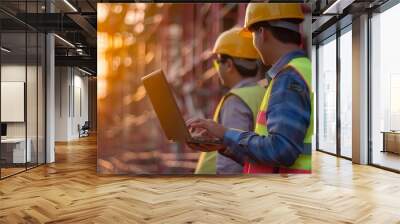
[97,3,311,174]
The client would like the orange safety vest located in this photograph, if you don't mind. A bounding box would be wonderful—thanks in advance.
[243,57,313,174]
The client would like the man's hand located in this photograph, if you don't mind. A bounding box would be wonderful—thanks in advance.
[186,118,227,139]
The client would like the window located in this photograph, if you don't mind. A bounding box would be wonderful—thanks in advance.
[339,27,352,158]
[317,36,337,154]
[371,3,400,171]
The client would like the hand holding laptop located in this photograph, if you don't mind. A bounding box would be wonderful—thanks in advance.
[185,118,226,152]
[186,118,227,139]
[186,134,225,152]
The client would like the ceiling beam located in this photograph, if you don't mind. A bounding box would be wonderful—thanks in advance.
[55,55,96,73]
[67,13,96,39]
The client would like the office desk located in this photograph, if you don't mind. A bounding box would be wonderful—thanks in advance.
[382,131,400,154]
[1,138,31,164]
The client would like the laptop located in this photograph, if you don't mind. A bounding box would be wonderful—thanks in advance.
[141,69,222,145]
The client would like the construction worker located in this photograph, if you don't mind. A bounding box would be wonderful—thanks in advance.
[187,3,313,174]
[192,27,265,174]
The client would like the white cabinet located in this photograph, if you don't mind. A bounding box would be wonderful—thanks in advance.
[1,138,32,163]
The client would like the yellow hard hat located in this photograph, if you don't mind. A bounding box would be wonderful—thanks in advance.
[213,27,259,60]
[242,3,304,35]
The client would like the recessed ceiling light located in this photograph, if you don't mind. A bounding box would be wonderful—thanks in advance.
[63,0,78,12]
[78,67,93,76]
[54,34,75,48]
[322,0,355,15]
[1,47,11,53]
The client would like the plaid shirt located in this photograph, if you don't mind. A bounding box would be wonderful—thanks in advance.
[222,50,312,167]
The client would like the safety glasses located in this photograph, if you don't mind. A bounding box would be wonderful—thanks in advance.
[213,59,220,71]
[213,57,227,71]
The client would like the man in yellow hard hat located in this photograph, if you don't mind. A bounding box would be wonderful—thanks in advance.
[191,27,265,174]
[187,3,313,174]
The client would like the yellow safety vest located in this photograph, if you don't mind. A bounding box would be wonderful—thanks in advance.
[195,85,265,174]
[244,57,313,174]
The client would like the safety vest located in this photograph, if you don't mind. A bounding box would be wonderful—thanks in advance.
[243,57,313,174]
[195,85,265,174]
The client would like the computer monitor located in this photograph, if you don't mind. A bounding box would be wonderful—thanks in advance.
[1,123,7,137]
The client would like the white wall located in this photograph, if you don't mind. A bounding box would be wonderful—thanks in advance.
[55,66,69,141]
[55,67,89,141]
[1,65,26,130]
[1,65,26,143]
[1,65,33,138]
[72,73,89,138]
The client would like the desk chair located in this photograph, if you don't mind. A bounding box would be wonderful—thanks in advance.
[78,121,90,138]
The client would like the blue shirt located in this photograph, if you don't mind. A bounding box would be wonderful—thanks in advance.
[221,50,311,167]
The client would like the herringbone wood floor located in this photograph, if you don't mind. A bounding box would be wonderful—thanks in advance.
[1,135,400,224]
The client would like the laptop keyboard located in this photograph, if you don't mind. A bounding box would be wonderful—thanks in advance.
[189,137,223,145]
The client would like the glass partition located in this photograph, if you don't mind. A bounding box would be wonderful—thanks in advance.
[27,30,38,169]
[1,30,28,177]
[0,1,46,179]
